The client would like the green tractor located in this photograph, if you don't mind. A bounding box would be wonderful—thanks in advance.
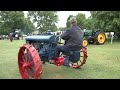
[82,30,106,47]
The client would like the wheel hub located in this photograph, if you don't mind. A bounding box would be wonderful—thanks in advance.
[23,62,31,69]
[82,39,88,47]
[98,33,105,43]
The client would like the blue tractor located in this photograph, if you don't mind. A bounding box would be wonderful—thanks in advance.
[18,34,88,79]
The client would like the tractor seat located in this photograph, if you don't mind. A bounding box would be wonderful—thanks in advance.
[63,50,80,63]
[63,50,80,56]
[69,50,80,55]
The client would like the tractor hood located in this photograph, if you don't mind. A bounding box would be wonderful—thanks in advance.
[26,35,59,43]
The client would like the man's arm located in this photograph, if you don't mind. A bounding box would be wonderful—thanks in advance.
[60,29,70,40]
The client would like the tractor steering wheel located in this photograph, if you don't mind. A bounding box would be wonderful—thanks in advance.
[55,35,63,44]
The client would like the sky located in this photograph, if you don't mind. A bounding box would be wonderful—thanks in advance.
[24,11,91,28]
[56,11,91,28]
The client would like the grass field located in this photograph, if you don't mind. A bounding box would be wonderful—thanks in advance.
[0,39,120,79]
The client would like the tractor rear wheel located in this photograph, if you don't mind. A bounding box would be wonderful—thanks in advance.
[68,47,88,69]
[18,44,42,79]
[82,38,89,47]
[95,31,106,45]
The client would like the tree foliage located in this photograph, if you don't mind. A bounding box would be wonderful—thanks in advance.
[65,11,120,32]
[27,11,58,33]
[23,18,36,34]
[0,11,35,35]
[76,13,86,29]
[90,11,120,32]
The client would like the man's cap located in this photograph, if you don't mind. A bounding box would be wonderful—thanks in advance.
[68,16,77,23]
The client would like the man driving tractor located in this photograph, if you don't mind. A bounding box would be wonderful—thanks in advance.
[49,16,83,67]
[18,16,88,79]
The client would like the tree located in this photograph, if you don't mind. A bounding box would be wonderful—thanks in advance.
[76,13,86,29]
[23,18,36,34]
[0,22,11,35]
[90,11,120,32]
[84,18,93,30]
[0,11,35,35]
[27,11,58,33]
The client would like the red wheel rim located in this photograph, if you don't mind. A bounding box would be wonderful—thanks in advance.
[78,46,88,68]
[18,44,42,79]
[70,47,88,69]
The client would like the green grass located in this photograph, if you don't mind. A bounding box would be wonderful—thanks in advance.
[0,39,120,79]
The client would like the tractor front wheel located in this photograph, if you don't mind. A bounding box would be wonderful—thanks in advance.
[18,44,42,79]
[82,38,89,47]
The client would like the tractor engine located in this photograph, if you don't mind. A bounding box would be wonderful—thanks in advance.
[26,35,59,62]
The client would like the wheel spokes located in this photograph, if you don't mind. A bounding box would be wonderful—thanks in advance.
[18,44,42,79]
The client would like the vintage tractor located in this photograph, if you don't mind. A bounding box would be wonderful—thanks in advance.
[82,30,106,47]
[18,35,88,79]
